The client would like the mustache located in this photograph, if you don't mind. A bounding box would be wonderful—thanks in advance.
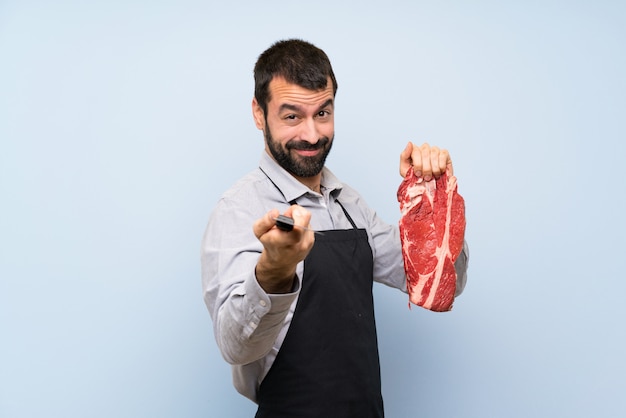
[285,137,330,151]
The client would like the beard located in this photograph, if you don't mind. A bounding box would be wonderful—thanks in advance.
[264,126,333,178]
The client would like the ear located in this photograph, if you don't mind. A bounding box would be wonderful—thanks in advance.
[252,98,265,130]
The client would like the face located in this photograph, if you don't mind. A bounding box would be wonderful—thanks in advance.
[253,77,335,179]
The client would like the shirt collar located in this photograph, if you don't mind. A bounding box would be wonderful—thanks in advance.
[259,151,343,203]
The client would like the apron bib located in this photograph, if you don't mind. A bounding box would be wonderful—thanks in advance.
[256,200,384,418]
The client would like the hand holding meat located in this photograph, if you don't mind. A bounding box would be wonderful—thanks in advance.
[399,141,453,179]
[253,205,315,294]
[397,141,466,311]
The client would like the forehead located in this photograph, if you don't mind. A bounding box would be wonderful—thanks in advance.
[267,77,334,109]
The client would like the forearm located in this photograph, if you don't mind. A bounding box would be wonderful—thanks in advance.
[202,200,313,365]
[255,252,297,294]
[210,271,299,365]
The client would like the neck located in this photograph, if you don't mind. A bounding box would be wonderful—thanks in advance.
[295,174,322,194]
[298,176,321,193]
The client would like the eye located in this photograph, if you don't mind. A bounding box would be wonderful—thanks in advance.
[316,110,330,118]
[285,114,297,120]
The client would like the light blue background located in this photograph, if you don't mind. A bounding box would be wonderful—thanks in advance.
[2,1,625,417]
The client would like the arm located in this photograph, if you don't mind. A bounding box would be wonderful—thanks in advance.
[201,201,314,365]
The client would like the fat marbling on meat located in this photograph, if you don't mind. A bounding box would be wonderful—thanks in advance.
[397,169,466,312]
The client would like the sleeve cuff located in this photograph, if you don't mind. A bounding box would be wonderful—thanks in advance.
[245,268,302,315]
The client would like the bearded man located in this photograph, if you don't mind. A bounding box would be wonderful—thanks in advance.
[201,39,469,418]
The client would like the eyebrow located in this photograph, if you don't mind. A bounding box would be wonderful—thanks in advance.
[278,98,334,114]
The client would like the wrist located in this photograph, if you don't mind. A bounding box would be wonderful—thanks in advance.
[255,256,297,294]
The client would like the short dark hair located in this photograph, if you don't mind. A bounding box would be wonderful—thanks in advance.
[254,39,338,114]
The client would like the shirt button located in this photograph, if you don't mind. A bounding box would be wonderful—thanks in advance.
[259,300,267,307]
[250,321,257,328]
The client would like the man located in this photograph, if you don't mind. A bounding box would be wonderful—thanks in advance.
[202,39,469,417]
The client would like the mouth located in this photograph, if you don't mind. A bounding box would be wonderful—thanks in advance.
[293,148,322,157]
[286,138,329,156]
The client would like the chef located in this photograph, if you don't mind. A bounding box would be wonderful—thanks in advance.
[201,38,469,418]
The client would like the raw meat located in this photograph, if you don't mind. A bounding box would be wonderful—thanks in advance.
[397,169,466,312]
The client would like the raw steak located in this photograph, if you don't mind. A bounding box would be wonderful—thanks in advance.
[397,169,466,312]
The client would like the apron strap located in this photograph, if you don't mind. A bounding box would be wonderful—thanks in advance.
[291,197,358,230]
[260,165,358,230]
[335,199,358,230]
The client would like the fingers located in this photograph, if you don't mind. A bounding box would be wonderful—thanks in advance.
[400,142,453,180]
[253,209,280,239]
[441,149,453,176]
[254,206,315,293]
[420,144,432,180]
[254,205,313,244]
[428,145,444,179]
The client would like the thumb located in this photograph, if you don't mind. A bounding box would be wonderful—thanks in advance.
[399,141,413,177]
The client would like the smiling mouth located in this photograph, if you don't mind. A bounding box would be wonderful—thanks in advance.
[286,137,329,153]
[294,149,321,157]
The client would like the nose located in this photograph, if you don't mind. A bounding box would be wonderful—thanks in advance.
[298,118,320,143]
